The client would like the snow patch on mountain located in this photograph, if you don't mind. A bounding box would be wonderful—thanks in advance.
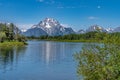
[86,25,107,32]
[106,28,114,33]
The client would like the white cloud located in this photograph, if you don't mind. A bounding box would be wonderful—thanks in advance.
[88,16,99,20]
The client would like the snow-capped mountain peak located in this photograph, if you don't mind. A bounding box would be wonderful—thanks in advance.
[23,18,75,36]
[38,18,60,28]
[44,18,58,23]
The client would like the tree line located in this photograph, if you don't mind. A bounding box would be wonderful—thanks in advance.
[27,31,120,42]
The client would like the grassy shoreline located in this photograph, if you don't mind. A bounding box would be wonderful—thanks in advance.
[0,41,27,47]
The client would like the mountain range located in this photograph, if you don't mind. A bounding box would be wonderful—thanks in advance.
[1,18,120,37]
[22,18,75,37]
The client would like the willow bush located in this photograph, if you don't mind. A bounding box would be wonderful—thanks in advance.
[74,35,120,80]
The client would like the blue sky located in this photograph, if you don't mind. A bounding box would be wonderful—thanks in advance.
[0,0,120,30]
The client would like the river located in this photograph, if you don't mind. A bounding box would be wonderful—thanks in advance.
[0,41,83,80]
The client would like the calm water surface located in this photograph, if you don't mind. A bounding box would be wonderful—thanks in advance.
[0,41,83,80]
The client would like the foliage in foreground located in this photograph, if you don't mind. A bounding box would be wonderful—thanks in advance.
[74,35,120,80]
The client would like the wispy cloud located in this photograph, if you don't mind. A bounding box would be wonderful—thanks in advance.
[37,0,88,9]
[57,6,64,9]
[17,24,34,30]
[37,0,55,4]
[61,24,70,27]
[57,6,75,9]
[45,0,55,4]
[37,0,44,2]
[88,16,99,20]
[57,5,88,9]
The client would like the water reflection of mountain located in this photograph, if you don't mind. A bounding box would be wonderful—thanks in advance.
[43,42,82,64]
[0,47,27,73]
[42,42,66,65]
[28,41,82,65]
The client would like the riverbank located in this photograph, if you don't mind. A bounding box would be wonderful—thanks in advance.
[0,41,27,47]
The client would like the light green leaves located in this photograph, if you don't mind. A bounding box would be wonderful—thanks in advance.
[75,36,120,80]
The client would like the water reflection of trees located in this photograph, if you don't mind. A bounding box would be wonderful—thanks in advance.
[0,47,27,73]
